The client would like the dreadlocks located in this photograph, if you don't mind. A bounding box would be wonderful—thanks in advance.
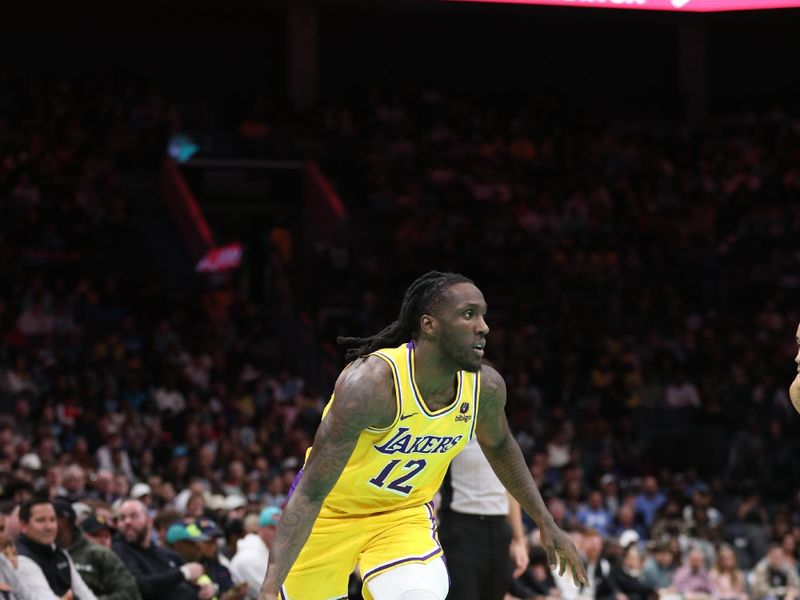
[337,271,474,362]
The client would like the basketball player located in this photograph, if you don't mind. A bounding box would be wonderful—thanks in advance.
[258,272,588,600]
[790,321,800,414]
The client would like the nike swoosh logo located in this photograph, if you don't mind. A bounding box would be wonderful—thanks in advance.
[671,0,691,7]
[400,413,417,421]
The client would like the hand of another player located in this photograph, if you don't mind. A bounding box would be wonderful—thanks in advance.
[510,537,530,578]
[539,523,588,587]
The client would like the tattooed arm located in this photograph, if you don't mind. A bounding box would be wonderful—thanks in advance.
[258,357,397,600]
[476,365,589,587]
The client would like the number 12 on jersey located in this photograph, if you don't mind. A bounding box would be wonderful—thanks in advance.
[369,459,428,495]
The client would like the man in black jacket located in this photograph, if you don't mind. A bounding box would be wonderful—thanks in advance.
[15,498,96,600]
[112,499,213,600]
[53,498,141,600]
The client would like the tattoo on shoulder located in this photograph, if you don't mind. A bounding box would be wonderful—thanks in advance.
[333,356,396,428]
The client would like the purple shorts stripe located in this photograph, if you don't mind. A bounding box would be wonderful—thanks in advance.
[361,547,443,583]
[280,589,346,600]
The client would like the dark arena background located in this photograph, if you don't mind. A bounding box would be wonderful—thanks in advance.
[2,0,800,598]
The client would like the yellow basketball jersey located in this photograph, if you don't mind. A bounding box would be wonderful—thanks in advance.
[317,342,480,517]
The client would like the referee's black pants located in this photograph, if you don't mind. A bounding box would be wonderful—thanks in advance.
[438,509,512,600]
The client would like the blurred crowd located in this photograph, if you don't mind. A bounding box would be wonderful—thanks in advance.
[0,79,317,599]
[2,80,800,599]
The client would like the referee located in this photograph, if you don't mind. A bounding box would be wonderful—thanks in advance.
[439,437,530,600]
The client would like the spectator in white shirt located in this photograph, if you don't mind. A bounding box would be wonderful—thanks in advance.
[229,507,281,600]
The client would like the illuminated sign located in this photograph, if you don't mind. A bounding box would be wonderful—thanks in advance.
[196,243,243,273]
[448,0,800,11]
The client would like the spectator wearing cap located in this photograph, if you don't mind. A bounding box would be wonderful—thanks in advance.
[166,523,207,563]
[80,515,113,549]
[15,497,97,600]
[112,499,211,600]
[18,453,42,473]
[129,484,156,545]
[229,507,280,600]
[54,499,141,600]
[165,524,231,600]
[195,519,240,596]
[130,484,152,509]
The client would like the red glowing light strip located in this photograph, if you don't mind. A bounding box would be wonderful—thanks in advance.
[447,0,800,11]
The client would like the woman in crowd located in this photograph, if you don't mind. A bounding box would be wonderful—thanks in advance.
[709,544,748,600]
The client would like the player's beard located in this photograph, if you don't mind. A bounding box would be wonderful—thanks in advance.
[790,374,800,414]
[441,336,481,373]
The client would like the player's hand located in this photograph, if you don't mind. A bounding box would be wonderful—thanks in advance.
[539,523,588,587]
[510,537,530,578]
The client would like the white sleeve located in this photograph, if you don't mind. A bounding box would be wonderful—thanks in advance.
[67,553,98,600]
[0,555,38,600]
[16,556,61,600]
[230,551,268,600]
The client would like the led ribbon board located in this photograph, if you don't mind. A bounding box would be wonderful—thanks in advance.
[447,0,800,11]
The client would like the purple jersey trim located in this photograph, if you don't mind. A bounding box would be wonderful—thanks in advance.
[406,339,415,349]
[286,468,303,501]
